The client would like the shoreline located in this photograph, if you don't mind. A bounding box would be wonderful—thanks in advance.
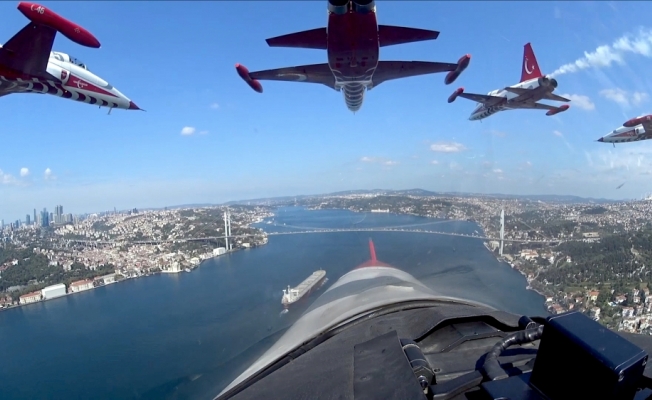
[1,247,246,312]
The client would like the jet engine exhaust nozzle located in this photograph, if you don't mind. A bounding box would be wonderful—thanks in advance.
[328,0,349,15]
[352,0,375,14]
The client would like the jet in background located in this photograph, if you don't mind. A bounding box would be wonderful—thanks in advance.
[235,0,471,113]
[447,43,569,121]
[597,115,652,147]
[0,2,140,112]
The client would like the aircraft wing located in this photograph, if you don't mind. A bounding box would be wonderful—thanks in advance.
[516,102,558,111]
[248,63,336,89]
[503,87,570,102]
[0,22,56,77]
[457,91,505,106]
[541,92,570,102]
[371,61,458,88]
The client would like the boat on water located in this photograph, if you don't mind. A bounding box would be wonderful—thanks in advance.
[282,270,327,309]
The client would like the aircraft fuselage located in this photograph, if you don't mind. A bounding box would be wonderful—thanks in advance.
[598,124,652,144]
[0,49,138,110]
[469,76,556,121]
[327,2,379,112]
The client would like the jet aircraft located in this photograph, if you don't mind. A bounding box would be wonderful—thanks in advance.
[447,43,570,121]
[235,0,471,113]
[215,239,652,400]
[0,2,140,112]
[597,115,652,147]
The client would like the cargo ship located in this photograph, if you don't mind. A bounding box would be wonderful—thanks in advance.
[281,269,327,309]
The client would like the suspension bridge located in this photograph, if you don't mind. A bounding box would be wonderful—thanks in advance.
[63,225,559,247]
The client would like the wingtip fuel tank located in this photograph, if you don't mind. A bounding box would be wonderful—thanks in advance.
[448,87,464,103]
[624,114,652,128]
[17,2,101,48]
[444,54,471,85]
[545,104,569,116]
[235,63,263,93]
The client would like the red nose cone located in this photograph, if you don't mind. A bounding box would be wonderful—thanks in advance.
[597,137,604,142]
[128,101,140,110]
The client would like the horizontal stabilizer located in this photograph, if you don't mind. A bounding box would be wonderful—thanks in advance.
[266,27,327,50]
[378,25,439,47]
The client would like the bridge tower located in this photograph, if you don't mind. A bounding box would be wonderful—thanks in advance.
[499,209,505,256]
[224,210,232,250]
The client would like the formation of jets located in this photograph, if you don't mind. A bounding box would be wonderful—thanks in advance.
[3,1,650,147]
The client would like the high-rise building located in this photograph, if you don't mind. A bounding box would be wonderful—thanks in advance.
[26,214,30,225]
[33,208,37,224]
[41,208,49,227]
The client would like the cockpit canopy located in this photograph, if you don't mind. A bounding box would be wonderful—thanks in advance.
[50,51,88,70]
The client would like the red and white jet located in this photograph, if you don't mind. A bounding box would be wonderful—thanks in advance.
[597,115,652,147]
[0,2,140,113]
[235,0,471,113]
[447,43,570,121]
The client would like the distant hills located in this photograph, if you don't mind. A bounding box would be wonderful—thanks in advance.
[215,188,621,206]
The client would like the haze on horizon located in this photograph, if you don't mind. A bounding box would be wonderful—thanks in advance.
[2,1,652,221]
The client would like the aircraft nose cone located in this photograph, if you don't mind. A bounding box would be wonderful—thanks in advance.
[597,137,604,142]
[128,101,141,110]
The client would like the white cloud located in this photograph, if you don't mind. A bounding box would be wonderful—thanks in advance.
[550,28,652,77]
[20,168,29,177]
[430,142,467,153]
[44,168,54,180]
[0,169,15,184]
[210,103,220,110]
[430,160,439,165]
[360,156,399,166]
[493,168,503,174]
[600,88,649,107]
[181,126,196,136]
[559,93,595,110]
[553,130,563,137]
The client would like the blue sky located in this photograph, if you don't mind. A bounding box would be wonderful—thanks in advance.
[1,1,652,221]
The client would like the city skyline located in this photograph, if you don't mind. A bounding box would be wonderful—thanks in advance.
[1,2,652,221]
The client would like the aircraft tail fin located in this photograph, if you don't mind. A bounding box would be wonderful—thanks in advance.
[520,42,543,82]
[369,238,377,262]
[377,25,439,47]
[266,28,327,50]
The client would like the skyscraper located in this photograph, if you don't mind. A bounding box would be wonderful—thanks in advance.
[41,208,49,227]
[26,214,30,225]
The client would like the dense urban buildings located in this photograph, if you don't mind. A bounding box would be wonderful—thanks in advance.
[2,191,652,336]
